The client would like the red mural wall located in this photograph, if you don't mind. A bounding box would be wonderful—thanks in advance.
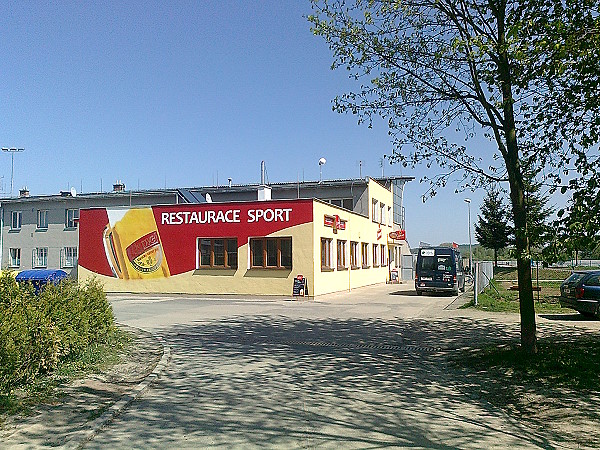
[79,199,314,278]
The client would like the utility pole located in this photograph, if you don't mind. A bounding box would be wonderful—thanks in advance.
[464,198,473,276]
[2,147,24,197]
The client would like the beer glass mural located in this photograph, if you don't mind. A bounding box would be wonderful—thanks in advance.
[103,208,170,279]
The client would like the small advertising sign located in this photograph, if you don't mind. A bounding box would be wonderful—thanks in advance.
[292,275,308,297]
[324,214,346,233]
[388,230,406,240]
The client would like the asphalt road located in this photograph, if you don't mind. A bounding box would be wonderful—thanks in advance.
[85,284,570,449]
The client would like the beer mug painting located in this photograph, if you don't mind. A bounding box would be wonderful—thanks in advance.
[103,208,171,279]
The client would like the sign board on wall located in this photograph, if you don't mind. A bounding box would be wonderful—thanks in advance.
[323,214,346,233]
[79,200,314,280]
[388,230,406,240]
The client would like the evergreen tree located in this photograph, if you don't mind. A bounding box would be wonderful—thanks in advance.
[475,190,511,267]
[521,167,554,258]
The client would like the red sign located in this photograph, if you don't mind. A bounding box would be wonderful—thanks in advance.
[324,214,346,233]
[389,230,406,240]
[377,228,382,240]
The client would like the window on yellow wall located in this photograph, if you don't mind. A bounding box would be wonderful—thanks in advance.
[321,238,333,270]
[198,238,238,269]
[361,242,369,268]
[250,237,292,269]
[380,203,386,225]
[373,244,379,267]
[372,199,379,223]
[380,244,386,266]
[337,240,347,269]
[350,241,359,269]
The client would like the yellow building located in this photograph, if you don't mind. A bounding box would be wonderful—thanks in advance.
[78,178,410,296]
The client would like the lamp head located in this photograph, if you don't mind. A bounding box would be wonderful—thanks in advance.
[318,157,327,166]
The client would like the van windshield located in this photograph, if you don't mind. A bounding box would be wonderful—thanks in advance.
[420,255,453,272]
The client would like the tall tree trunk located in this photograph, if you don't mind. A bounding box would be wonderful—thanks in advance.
[494,248,498,268]
[496,11,537,353]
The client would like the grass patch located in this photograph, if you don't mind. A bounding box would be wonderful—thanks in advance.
[451,338,600,447]
[458,339,600,393]
[0,328,130,417]
[471,279,572,314]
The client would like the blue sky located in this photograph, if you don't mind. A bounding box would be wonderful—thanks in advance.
[0,1,486,247]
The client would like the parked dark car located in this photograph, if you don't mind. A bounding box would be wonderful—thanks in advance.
[559,270,600,317]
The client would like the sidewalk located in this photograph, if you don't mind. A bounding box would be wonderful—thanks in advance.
[0,326,166,449]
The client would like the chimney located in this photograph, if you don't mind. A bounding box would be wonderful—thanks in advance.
[19,187,29,198]
[113,180,126,192]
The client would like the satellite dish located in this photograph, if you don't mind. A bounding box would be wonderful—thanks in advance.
[70,187,77,197]
[319,157,327,165]
[205,193,212,203]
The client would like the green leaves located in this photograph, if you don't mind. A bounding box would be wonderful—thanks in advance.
[0,274,115,396]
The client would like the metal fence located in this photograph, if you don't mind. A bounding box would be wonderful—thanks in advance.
[473,261,494,305]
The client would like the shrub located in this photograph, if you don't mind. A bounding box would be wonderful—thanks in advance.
[0,273,115,396]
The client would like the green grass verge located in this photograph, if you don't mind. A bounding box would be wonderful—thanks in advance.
[450,338,600,447]
[463,279,572,314]
[0,328,130,417]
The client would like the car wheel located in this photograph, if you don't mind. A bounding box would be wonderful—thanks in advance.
[580,311,596,318]
[416,289,423,296]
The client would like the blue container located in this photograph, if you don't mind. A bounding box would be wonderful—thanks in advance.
[15,269,68,294]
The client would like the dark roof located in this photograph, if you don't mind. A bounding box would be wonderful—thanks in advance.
[0,176,414,203]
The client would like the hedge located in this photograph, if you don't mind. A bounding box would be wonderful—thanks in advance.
[0,273,115,395]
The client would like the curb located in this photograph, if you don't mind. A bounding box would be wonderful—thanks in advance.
[62,335,171,450]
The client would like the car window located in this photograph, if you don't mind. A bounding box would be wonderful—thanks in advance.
[584,274,600,286]
[436,256,452,272]
[565,273,587,284]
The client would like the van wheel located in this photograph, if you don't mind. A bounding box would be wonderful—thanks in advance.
[416,289,423,296]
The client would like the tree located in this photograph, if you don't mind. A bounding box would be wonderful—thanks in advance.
[475,189,511,267]
[550,178,600,265]
[521,167,554,257]
[309,0,600,353]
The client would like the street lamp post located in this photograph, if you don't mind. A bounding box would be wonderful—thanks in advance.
[2,147,24,197]
[464,198,472,276]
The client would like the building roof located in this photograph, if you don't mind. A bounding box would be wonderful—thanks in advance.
[0,175,414,204]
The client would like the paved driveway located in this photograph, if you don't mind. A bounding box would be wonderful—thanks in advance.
[85,284,578,448]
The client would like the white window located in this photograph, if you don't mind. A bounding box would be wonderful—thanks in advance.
[350,241,359,269]
[9,248,20,267]
[11,211,22,230]
[372,200,379,223]
[321,238,333,270]
[65,209,79,228]
[388,206,392,227]
[37,210,48,229]
[380,203,386,225]
[33,247,48,268]
[373,244,379,267]
[62,247,78,268]
[337,240,347,269]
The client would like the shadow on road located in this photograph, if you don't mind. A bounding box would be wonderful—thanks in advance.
[85,315,600,449]
[539,313,598,322]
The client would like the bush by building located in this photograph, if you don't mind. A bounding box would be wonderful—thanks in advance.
[0,273,116,396]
